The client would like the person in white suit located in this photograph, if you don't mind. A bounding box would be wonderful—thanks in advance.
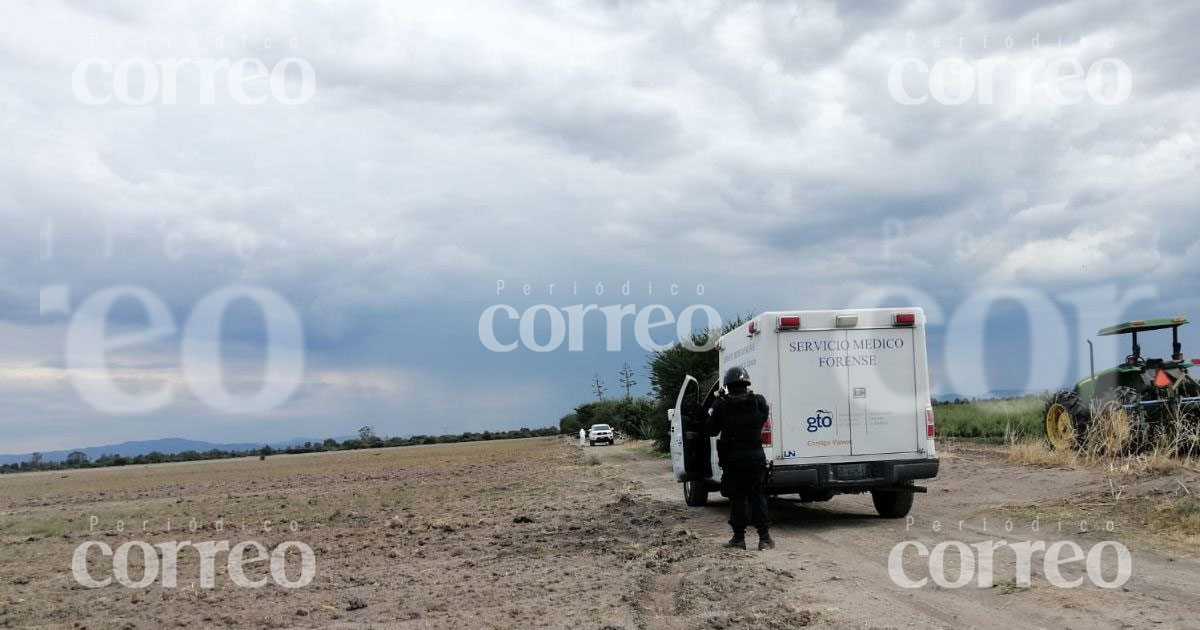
[579,428,586,446]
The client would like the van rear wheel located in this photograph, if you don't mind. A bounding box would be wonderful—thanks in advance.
[871,489,914,518]
[683,481,709,507]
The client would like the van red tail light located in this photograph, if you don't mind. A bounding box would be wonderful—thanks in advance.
[761,416,773,446]
[925,407,935,438]
[777,315,801,330]
[894,313,916,326]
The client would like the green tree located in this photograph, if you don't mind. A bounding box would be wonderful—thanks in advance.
[573,397,656,439]
[645,314,750,451]
[558,412,581,434]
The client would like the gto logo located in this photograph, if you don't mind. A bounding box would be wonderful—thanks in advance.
[806,410,833,433]
[71,539,316,589]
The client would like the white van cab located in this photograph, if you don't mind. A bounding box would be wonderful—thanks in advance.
[668,308,939,518]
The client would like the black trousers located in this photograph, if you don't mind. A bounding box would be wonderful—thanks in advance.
[720,450,770,532]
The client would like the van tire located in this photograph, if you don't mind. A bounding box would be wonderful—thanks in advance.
[871,490,914,518]
[683,481,709,507]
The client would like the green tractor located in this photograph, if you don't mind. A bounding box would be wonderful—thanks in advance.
[1045,317,1200,454]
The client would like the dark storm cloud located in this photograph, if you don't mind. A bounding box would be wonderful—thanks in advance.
[0,0,1197,450]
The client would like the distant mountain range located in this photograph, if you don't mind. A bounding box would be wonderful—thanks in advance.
[932,389,1041,401]
[4,391,1043,465]
[0,437,327,466]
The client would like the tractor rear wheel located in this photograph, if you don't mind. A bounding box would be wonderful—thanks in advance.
[1178,407,1200,457]
[1044,391,1086,450]
[1094,387,1148,455]
[1173,375,1200,455]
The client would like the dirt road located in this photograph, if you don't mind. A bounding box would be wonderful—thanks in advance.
[1,437,1197,629]
[588,441,1200,630]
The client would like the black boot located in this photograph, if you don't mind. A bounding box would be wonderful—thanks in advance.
[757,529,775,551]
[723,531,746,550]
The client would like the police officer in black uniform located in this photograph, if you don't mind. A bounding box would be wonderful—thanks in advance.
[707,366,774,551]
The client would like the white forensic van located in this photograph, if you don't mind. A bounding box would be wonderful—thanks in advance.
[669,308,939,518]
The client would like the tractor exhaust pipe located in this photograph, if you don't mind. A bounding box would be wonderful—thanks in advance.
[1087,339,1096,384]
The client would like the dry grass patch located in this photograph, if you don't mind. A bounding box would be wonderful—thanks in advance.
[1148,497,1200,546]
[1006,439,1199,477]
[1006,440,1082,469]
[1007,392,1200,476]
[0,515,76,539]
[1006,436,1200,551]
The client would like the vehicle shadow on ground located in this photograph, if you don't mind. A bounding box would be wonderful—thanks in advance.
[692,496,882,532]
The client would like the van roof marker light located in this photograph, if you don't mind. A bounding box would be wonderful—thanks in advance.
[777,315,801,330]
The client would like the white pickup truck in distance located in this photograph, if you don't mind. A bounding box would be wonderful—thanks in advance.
[587,424,615,446]
[669,308,939,518]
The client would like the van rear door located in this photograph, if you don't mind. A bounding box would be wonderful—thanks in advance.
[776,331,853,458]
[846,327,920,456]
[776,326,921,459]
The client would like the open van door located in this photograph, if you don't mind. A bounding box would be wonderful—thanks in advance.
[670,375,698,479]
[669,406,687,480]
[669,375,714,506]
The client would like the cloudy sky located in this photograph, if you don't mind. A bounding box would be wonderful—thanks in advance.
[1,0,1198,453]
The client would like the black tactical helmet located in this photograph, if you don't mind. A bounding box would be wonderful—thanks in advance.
[723,366,751,388]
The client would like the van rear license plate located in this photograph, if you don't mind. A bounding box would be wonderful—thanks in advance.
[833,464,869,479]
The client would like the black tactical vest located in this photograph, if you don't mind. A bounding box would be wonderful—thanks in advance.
[714,391,769,449]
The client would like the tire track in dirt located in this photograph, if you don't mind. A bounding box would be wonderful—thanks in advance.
[630,573,688,630]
